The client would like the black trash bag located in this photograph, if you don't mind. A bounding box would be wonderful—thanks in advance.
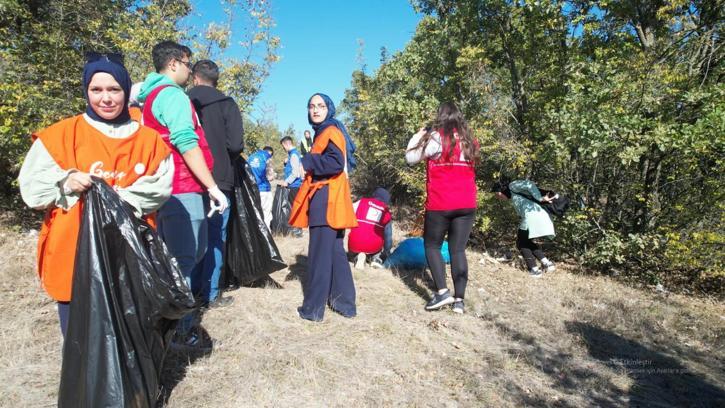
[221,158,287,288]
[514,189,571,219]
[58,179,195,408]
[270,186,292,236]
[538,189,571,218]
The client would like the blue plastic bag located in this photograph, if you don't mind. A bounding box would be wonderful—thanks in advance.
[384,237,450,269]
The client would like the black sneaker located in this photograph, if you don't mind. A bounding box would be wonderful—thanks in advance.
[425,290,454,310]
[452,300,464,314]
[170,331,213,352]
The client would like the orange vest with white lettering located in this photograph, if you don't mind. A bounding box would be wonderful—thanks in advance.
[34,115,170,301]
[288,126,357,230]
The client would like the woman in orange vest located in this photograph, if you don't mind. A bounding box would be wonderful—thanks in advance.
[18,53,173,336]
[289,93,358,321]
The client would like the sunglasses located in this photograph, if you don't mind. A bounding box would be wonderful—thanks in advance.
[85,51,125,65]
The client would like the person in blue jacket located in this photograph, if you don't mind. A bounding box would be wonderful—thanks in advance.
[280,136,303,237]
[248,146,274,229]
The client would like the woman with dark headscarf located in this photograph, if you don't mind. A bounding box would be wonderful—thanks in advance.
[289,93,358,321]
[18,53,173,336]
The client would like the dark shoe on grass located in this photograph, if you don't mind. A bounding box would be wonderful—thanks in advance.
[425,289,454,310]
[170,331,213,353]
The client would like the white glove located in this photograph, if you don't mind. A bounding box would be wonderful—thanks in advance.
[207,185,229,217]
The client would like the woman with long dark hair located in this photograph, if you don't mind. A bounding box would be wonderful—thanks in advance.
[406,102,479,314]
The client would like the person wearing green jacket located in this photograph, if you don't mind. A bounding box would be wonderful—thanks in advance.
[137,41,228,350]
[493,179,556,278]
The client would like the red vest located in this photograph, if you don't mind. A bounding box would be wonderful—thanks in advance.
[425,133,477,211]
[348,198,392,254]
[142,85,213,194]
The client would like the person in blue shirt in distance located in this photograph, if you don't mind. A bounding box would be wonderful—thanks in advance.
[248,146,274,229]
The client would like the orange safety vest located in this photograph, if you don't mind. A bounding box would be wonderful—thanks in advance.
[288,126,358,230]
[34,115,170,301]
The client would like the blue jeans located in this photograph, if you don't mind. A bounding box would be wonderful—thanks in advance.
[157,193,207,334]
[383,222,393,259]
[193,190,232,302]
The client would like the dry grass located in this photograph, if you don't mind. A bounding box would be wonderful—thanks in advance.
[0,223,723,407]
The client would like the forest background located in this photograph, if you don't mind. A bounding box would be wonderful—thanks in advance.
[0,0,722,297]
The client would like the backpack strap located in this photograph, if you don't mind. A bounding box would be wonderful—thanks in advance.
[512,191,542,204]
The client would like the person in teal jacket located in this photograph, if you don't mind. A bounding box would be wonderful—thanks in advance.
[493,179,556,278]
[137,41,228,350]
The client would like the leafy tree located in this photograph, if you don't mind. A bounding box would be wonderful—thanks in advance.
[343,0,723,295]
[0,0,279,207]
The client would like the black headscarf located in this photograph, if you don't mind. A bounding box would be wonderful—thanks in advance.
[82,56,132,124]
[372,187,391,205]
[307,93,357,171]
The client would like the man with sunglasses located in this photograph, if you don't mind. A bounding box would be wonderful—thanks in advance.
[137,40,227,350]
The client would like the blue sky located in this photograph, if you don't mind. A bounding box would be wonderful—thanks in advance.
[191,0,422,140]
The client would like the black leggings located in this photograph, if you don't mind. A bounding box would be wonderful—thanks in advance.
[516,229,545,269]
[424,209,475,299]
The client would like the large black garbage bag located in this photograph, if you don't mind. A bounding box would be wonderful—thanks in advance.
[270,186,292,236]
[221,158,287,288]
[58,179,195,408]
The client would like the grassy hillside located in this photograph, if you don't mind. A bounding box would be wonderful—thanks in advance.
[0,225,723,407]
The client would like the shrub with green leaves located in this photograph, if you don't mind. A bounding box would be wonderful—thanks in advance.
[342,0,723,296]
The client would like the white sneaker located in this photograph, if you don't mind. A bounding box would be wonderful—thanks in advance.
[354,253,366,270]
[529,267,543,278]
[370,255,384,269]
[542,260,556,273]
[452,300,465,314]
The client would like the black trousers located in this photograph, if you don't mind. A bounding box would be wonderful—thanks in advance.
[516,229,545,269]
[424,209,475,299]
[288,186,299,206]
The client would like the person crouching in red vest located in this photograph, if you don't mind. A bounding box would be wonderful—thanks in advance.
[348,187,393,269]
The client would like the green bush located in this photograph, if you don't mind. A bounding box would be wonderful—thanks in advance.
[343,1,724,297]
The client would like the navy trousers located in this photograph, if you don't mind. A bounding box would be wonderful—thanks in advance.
[58,301,70,337]
[298,226,356,321]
